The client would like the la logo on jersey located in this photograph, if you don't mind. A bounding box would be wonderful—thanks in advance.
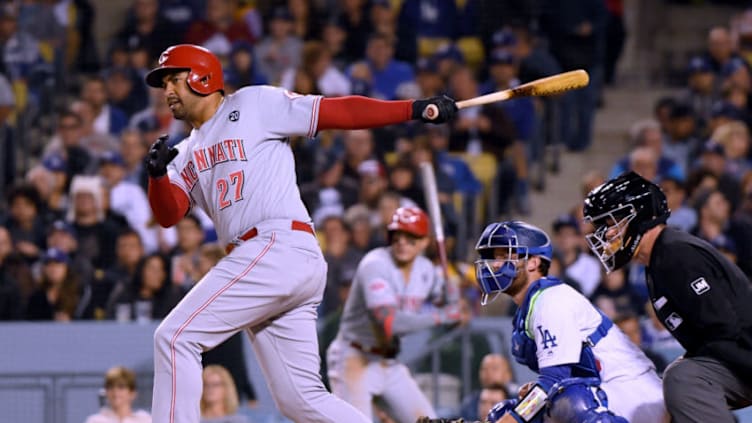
[537,325,557,349]
[690,277,710,295]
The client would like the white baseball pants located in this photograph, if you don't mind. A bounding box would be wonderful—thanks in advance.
[151,220,370,423]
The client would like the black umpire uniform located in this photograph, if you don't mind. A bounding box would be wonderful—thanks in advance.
[583,171,752,423]
[648,227,752,421]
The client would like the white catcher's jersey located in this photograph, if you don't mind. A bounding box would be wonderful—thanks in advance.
[338,247,443,348]
[165,86,322,246]
[531,284,655,382]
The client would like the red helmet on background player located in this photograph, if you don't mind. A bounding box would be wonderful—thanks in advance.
[387,207,430,238]
[145,44,224,95]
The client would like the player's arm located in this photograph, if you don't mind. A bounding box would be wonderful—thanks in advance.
[146,136,190,227]
[317,95,457,130]
[362,266,458,339]
[370,303,459,339]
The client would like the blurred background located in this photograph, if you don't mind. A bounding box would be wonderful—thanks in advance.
[0,0,751,422]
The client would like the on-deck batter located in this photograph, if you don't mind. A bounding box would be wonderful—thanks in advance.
[327,207,465,422]
[143,44,458,423]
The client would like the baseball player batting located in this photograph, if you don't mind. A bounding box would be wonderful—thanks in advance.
[143,44,458,423]
[326,206,465,423]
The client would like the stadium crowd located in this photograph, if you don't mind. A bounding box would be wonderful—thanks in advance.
[0,0,751,420]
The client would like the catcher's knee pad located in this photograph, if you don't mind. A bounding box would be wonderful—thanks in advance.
[545,377,628,423]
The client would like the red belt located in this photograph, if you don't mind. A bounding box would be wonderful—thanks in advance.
[350,342,398,358]
[225,220,314,254]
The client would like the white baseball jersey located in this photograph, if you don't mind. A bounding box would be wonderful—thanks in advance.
[530,284,654,381]
[530,284,667,422]
[165,86,322,246]
[338,246,443,348]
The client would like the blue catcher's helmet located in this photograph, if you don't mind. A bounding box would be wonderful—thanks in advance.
[545,378,629,423]
[474,221,552,304]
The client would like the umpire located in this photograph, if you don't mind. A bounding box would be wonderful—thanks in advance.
[582,171,752,423]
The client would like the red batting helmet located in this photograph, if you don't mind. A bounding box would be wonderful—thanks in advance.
[387,207,430,238]
[145,44,224,95]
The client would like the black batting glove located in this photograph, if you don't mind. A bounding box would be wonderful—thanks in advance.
[146,134,179,178]
[412,95,458,124]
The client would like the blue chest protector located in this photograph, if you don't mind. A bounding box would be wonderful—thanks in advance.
[511,278,613,377]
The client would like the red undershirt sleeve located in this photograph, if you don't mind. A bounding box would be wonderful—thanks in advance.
[148,176,190,228]
[317,96,414,130]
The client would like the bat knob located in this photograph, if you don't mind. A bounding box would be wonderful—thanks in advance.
[422,104,439,121]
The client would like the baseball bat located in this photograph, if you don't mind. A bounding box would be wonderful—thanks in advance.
[419,162,449,281]
[422,69,589,119]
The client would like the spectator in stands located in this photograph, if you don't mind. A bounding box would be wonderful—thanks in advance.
[200,365,250,423]
[681,56,716,129]
[370,0,397,40]
[169,215,206,290]
[223,41,268,93]
[289,0,323,40]
[46,219,94,295]
[397,0,459,61]
[68,100,120,156]
[707,100,749,136]
[690,187,736,252]
[551,214,601,297]
[84,366,151,423]
[184,0,255,57]
[26,161,66,220]
[319,215,364,319]
[738,171,752,220]
[660,177,697,233]
[344,204,378,252]
[609,119,685,182]
[0,226,22,319]
[712,120,752,180]
[337,0,373,63]
[25,248,80,321]
[458,353,515,421]
[690,140,742,211]
[67,175,119,270]
[319,16,348,69]
[110,253,182,321]
[628,146,660,182]
[301,149,359,227]
[114,0,180,62]
[477,383,510,422]
[589,267,643,320]
[662,102,700,175]
[342,129,378,183]
[503,26,561,84]
[119,129,149,191]
[43,111,95,180]
[705,26,739,77]
[103,66,148,119]
[350,32,415,100]
[0,3,42,84]
[81,75,129,137]
[2,184,47,262]
[280,40,351,97]
[388,158,425,207]
[255,6,302,85]
[425,124,482,198]
[98,150,157,253]
[541,0,606,151]
[92,229,145,320]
